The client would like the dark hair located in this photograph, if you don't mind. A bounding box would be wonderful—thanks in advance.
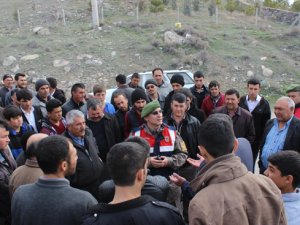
[16,89,33,101]
[14,73,26,81]
[225,88,240,98]
[268,151,300,189]
[115,74,126,84]
[0,120,9,130]
[46,77,57,89]
[86,98,103,110]
[131,73,140,79]
[3,105,22,120]
[152,67,163,75]
[179,88,194,99]
[193,71,204,78]
[3,74,13,81]
[46,99,62,113]
[125,136,150,151]
[247,78,261,87]
[286,86,300,94]
[71,83,85,93]
[21,131,36,158]
[36,136,70,174]
[171,92,187,103]
[208,80,220,89]
[112,90,127,101]
[11,88,20,97]
[93,84,106,95]
[107,142,149,186]
[198,114,235,158]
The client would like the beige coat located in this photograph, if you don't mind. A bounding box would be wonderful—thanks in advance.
[189,154,287,225]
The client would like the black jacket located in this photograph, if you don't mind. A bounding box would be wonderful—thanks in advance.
[189,85,209,108]
[86,113,122,162]
[64,128,104,199]
[164,113,201,159]
[163,90,175,116]
[260,117,300,154]
[53,88,66,104]
[82,195,185,225]
[62,98,85,117]
[0,150,16,220]
[21,105,43,132]
[239,96,271,141]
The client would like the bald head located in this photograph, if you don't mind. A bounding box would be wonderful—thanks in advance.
[26,133,48,149]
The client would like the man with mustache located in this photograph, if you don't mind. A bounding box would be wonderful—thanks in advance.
[64,110,104,200]
[85,98,121,177]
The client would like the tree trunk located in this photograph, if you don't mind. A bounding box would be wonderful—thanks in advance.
[91,0,99,28]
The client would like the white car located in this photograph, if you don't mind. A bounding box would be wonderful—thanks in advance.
[105,70,195,102]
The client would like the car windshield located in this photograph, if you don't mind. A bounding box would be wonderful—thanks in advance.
[166,72,194,85]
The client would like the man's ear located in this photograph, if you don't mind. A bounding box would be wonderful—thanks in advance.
[285,175,294,186]
[136,169,144,182]
[59,161,68,173]
[232,138,239,154]
[198,145,207,158]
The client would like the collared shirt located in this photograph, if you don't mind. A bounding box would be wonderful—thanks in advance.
[68,131,84,146]
[261,117,293,168]
[20,107,38,132]
[246,95,262,113]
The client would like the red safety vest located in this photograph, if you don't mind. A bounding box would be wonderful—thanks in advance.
[132,126,176,155]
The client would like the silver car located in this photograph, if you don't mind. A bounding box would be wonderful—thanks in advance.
[105,70,195,102]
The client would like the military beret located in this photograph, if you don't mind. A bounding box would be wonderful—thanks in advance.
[141,100,161,118]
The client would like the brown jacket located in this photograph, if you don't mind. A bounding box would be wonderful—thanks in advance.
[189,154,287,225]
[213,106,256,144]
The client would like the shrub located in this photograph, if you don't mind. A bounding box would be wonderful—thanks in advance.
[225,0,238,13]
[183,0,192,16]
[139,0,147,12]
[172,0,177,10]
[193,0,200,11]
[245,5,256,16]
[150,0,164,12]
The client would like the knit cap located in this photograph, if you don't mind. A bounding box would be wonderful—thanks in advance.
[144,79,158,89]
[141,100,161,118]
[170,74,185,86]
[35,79,50,91]
[131,88,147,104]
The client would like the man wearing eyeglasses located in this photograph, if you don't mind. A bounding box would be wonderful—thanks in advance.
[144,79,165,110]
[130,100,188,179]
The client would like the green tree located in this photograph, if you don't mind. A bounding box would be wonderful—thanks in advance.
[150,0,164,12]
[292,0,300,11]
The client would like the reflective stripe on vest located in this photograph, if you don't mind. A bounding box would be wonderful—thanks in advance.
[133,127,176,154]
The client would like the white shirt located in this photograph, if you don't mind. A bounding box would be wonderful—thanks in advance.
[21,107,38,132]
[246,95,261,113]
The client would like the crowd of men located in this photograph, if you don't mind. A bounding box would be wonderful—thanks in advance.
[0,69,300,225]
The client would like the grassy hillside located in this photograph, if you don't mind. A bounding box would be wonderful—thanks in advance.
[0,0,299,104]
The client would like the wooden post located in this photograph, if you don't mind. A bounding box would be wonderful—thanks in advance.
[101,6,104,23]
[255,7,258,26]
[136,4,139,22]
[62,9,66,26]
[91,0,99,28]
[177,5,180,22]
[17,9,21,27]
[216,6,218,25]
